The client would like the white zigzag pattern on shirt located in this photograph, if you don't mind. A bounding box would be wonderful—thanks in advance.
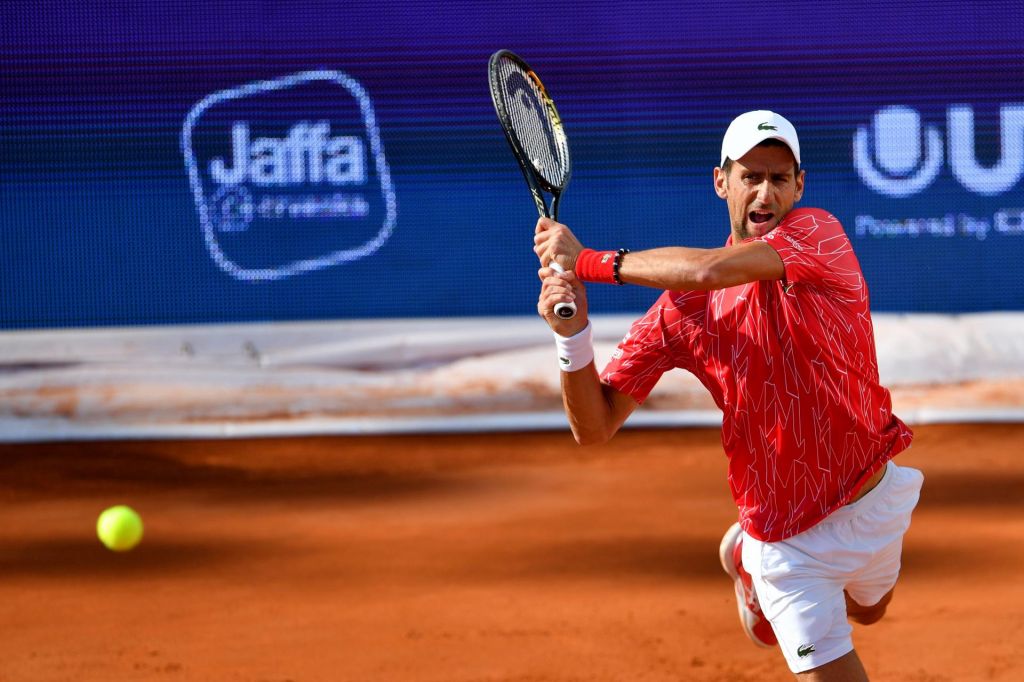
[601,209,911,540]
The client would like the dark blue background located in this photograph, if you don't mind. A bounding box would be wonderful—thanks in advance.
[3,0,1024,328]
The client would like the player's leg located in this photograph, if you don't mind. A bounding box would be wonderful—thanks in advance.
[843,462,924,625]
[844,587,894,626]
[739,529,856,675]
[723,462,923,677]
[796,650,869,681]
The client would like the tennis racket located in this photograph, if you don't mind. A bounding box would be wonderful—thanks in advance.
[488,50,576,319]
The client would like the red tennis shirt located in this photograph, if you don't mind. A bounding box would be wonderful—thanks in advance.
[600,207,913,542]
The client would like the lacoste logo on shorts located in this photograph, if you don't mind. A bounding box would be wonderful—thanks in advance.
[559,356,571,366]
[797,643,816,658]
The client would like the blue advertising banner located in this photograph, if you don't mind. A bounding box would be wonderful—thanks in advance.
[3,1,1024,328]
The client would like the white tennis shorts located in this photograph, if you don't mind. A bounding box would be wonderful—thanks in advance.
[741,460,924,673]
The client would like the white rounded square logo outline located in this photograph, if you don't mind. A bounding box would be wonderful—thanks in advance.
[181,70,397,281]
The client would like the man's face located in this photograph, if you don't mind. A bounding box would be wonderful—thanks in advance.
[713,144,805,241]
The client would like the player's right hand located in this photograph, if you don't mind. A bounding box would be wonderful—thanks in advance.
[538,266,588,336]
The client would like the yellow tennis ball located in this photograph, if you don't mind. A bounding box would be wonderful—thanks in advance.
[96,505,144,552]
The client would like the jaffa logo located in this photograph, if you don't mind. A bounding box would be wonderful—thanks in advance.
[181,70,396,281]
[854,104,1024,198]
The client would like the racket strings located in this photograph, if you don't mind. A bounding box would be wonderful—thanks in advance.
[495,58,569,189]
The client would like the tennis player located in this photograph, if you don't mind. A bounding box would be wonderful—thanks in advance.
[533,111,923,681]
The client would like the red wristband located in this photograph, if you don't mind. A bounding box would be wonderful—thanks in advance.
[574,248,617,284]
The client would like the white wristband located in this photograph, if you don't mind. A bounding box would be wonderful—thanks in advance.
[554,322,594,372]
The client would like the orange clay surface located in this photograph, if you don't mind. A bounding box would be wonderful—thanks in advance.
[1,423,1023,682]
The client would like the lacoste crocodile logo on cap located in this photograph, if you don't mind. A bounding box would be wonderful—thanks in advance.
[758,122,778,131]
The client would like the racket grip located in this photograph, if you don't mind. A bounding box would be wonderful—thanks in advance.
[548,261,578,320]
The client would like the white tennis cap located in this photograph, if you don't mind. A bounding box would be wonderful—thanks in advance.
[720,110,801,166]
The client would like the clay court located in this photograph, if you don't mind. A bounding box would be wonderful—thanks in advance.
[1,422,1021,681]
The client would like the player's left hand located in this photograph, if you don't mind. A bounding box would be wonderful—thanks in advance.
[537,266,588,336]
[534,217,585,272]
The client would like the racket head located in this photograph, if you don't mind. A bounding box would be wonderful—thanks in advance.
[488,50,572,198]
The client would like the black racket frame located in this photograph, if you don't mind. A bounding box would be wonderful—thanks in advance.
[487,49,572,222]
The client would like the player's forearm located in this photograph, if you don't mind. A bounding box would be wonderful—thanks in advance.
[560,365,624,446]
[615,243,784,291]
[615,247,718,290]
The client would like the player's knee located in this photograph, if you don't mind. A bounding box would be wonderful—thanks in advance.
[846,589,893,626]
[849,603,887,625]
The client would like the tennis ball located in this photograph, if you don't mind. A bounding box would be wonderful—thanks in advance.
[96,505,144,552]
